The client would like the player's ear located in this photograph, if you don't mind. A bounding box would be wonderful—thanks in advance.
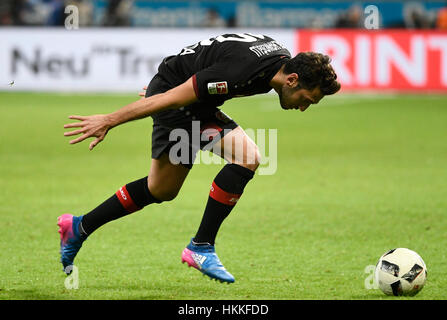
[286,73,299,88]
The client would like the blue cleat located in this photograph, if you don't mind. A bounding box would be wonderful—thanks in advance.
[181,239,235,283]
[57,214,87,275]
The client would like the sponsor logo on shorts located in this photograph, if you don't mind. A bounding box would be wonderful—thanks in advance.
[208,81,228,95]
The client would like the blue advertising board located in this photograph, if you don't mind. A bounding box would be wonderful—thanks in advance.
[92,1,446,28]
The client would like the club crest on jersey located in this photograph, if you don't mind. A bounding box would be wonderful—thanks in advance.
[207,81,228,95]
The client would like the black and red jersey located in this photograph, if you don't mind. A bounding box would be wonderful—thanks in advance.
[159,33,290,104]
[149,33,291,126]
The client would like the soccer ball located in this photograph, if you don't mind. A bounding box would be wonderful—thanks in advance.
[374,248,427,296]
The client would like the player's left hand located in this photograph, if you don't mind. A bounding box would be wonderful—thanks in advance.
[138,86,147,98]
[63,114,111,150]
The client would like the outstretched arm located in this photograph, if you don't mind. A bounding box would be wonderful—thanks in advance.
[64,77,197,150]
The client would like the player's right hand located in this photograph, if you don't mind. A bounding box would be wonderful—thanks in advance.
[63,114,111,150]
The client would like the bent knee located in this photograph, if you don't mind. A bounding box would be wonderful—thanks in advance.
[239,145,261,172]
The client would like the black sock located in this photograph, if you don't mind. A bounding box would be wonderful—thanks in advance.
[193,164,255,245]
[80,176,161,235]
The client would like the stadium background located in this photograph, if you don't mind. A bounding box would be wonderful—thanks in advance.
[1,0,447,92]
[1,0,447,301]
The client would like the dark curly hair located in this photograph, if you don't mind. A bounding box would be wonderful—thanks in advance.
[283,52,341,95]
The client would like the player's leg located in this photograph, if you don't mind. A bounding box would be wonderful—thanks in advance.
[193,126,259,245]
[147,153,190,201]
[182,125,260,283]
[58,153,190,274]
[79,152,189,234]
[59,69,190,275]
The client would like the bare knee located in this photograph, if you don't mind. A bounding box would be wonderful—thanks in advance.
[239,145,261,172]
[220,127,262,172]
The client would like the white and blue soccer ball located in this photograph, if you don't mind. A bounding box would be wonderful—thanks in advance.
[374,248,427,296]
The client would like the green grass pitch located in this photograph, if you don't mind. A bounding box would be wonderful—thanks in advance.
[0,91,446,300]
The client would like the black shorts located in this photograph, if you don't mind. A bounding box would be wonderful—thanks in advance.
[146,74,238,169]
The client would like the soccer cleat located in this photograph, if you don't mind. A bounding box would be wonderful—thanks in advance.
[57,214,87,275]
[181,239,235,283]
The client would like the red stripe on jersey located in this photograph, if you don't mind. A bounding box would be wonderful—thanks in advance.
[209,181,241,206]
[192,74,199,99]
[116,185,140,213]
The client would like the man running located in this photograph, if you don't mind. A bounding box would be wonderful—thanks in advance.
[59,33,340,283]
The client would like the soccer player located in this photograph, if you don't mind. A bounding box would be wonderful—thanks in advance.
[59,33,340,283]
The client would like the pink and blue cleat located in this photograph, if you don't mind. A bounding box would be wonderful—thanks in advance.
[57,214,87,275]
[181,239,235,283]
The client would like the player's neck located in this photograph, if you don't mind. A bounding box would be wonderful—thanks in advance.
[269,65,287,94]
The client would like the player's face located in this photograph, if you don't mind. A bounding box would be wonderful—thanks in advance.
[279,84,324,112]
